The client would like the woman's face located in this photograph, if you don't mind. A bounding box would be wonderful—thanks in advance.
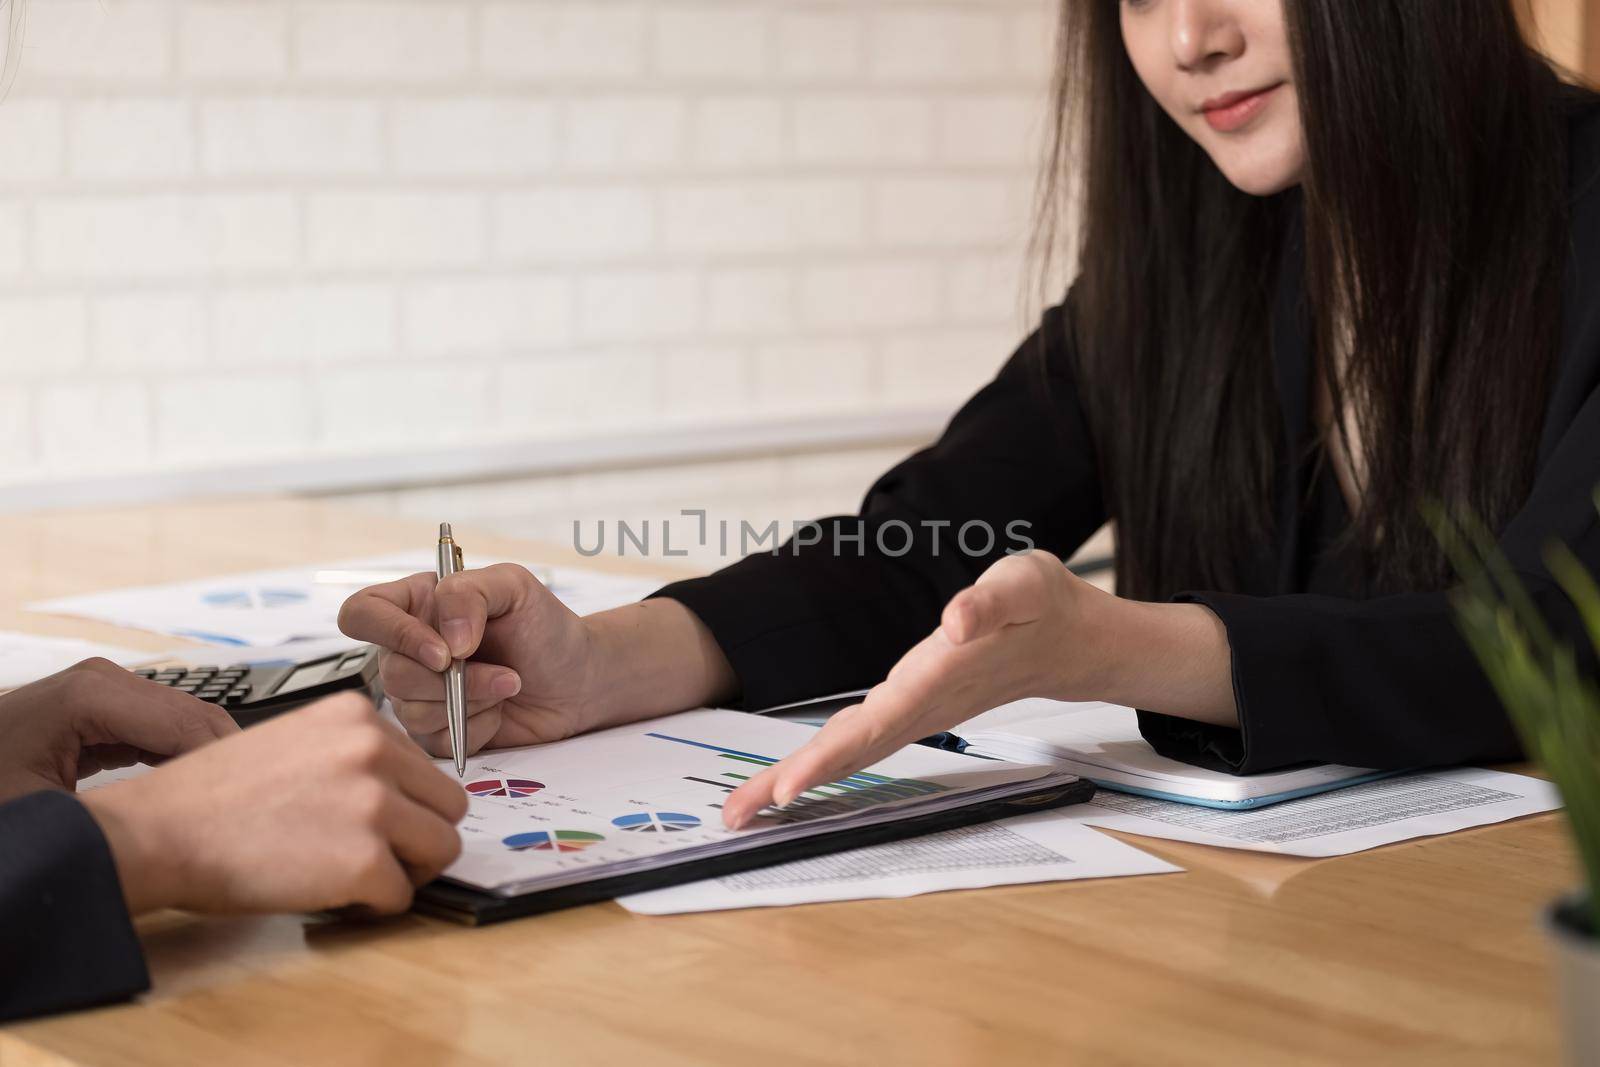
[1120,0,1306,195]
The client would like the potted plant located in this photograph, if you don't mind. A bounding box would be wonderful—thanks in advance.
[1431,497,1600,1064]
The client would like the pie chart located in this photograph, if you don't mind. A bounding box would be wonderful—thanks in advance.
[502,830,605,853]
[201,587,310,610]
[466,778,544,799]
[612,812,701,833]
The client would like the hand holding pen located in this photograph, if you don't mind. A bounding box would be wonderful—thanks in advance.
[338,553,637,759]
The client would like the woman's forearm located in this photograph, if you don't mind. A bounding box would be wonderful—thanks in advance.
[582,598,740,728]
[580,583,1237,735]
[1087,596,1240,728]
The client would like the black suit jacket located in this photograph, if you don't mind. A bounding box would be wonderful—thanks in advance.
[655,101,1600,775]
[0,791,149,1022]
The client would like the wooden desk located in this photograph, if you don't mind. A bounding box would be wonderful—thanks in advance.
[0,499,1573,1066]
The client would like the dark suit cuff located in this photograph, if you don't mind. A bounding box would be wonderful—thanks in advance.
[647,560,921,713]
[1135,591,1334,775]
[0,790,150,1022]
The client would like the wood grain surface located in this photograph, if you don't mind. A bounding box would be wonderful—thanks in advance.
[0,499,1572,1067]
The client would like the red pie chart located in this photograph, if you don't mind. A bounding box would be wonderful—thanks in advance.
[466,778,544,799]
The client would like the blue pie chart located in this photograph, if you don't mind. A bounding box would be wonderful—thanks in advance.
[612,812,701,833]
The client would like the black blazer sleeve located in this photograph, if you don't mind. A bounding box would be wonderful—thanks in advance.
[651,301,1108,711]
[1141,375,1600,775]
[0,790,150,1022]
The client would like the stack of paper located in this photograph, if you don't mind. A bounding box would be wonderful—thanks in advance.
[27,553,664,647]
[1076,767,1560,857]
[0,632,159,690]
[617,809,1180,914]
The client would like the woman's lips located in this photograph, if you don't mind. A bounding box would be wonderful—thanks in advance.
[1200,83,1283,133]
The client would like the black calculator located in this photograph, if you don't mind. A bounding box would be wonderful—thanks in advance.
[135,645,384,728]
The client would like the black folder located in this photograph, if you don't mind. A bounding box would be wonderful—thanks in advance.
[415,776,1096,925]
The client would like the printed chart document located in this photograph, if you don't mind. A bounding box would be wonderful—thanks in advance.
[1074,767,1560,857]
[0,631,158,690]
[27,552,662,647]
[433,709,1085,904]
[616,809,1180,915]
[957,698,1387,807]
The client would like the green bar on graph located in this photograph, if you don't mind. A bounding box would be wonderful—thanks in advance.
[719,753,775,768]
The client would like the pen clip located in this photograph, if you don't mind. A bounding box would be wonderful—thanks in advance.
[452,545,463,570]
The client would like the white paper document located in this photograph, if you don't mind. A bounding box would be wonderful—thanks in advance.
[616,809,1180,914]
[27,553,663,647]
[0,631,159,690]
[958,698,1382,805]
[1074,767,1560,857]
[438,708,1080,898]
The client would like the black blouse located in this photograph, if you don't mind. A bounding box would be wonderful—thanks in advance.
[653,101,1600,776]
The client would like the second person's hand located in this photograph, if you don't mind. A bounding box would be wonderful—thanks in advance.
[338,562,742,759]
[81,693,467,916]
[718,550,1120,829]
[0,657,239,804]
[717,549,1237,829]
[338,564,596,757]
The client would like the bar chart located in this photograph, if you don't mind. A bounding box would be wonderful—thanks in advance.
[644,731,947,821]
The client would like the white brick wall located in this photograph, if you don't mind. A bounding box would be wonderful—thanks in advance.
[0,0,1060,504]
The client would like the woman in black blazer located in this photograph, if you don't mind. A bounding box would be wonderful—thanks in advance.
[346,0,1600,827]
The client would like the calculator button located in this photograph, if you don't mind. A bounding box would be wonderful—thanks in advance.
[176,684,201,694]
[133,668,158,679]
[228,685,251,700]
[154,669,184,680]
[199,684,227,696]
[193,666,219,674]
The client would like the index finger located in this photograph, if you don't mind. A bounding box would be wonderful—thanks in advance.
[722,702,911,829]
[338,573,451,673]
[377,722,472,823]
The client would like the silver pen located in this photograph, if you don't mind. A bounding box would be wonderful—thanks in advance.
[435,522,467,777]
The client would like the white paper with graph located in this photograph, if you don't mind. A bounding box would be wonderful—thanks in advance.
[439,708,1082,898]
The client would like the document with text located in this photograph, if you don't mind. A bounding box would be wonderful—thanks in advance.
[617,809,1180,914]
[1072,767,1560,857]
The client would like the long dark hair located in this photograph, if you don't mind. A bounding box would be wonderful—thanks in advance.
[1037,0,1573,600]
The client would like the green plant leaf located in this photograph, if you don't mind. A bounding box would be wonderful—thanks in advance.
[1431,494,1600,930]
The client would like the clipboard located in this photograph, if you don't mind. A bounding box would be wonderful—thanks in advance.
[415,776,1096,925]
